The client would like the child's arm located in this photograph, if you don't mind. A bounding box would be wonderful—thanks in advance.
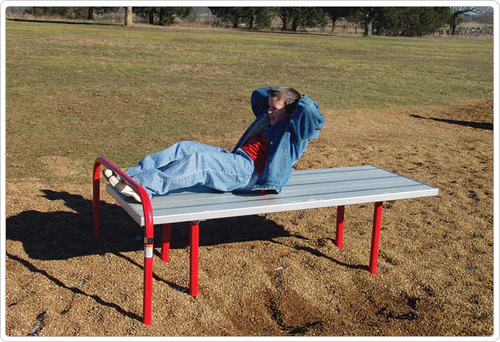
[250,86,273,118]
[289,95,325,142]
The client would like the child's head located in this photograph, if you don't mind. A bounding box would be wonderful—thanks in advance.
[267,87,300,126]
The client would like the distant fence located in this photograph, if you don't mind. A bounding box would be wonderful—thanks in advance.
[435,26,494,36]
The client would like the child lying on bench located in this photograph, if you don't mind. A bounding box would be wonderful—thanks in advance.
[103,86,325,203]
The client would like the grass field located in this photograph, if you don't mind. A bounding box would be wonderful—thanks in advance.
[4,21,495,337]
[5,21,493,180]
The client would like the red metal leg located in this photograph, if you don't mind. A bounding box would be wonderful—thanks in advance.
[92,161,101,240]
[189,222,200,297]
[335,206,345,248]
[142,194,155,326]
[143,248,153,325]
[143,226,154,326]
[161,224,171,263]
[369,202,384,275]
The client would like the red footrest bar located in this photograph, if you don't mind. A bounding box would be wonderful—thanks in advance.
[93,156,155,326]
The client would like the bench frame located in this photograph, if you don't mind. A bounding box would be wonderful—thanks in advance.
[93,156,431,326]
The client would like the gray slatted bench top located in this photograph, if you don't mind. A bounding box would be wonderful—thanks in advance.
[106,165,439,227]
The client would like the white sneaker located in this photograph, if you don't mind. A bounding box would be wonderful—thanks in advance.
[116,181,142,203]
[102,169,120,187]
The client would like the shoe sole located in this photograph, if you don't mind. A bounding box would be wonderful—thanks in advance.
[116,181,142,203]
[103,169,120,187]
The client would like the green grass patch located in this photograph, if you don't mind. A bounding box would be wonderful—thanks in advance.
[5,21,493,182]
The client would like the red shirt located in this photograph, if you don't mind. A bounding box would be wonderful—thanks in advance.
[240,132,270,176]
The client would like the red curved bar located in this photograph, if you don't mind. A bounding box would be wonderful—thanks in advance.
[92,156,155,326]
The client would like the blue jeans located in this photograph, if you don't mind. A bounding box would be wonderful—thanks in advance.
[125,141,257,197]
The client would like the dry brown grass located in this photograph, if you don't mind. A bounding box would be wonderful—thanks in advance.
[5,99,494,337]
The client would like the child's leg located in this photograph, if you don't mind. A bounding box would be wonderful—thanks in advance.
[129,148,255,196]
[126,141,223,177]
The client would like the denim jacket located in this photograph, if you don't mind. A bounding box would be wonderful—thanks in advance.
[233,86,325,193]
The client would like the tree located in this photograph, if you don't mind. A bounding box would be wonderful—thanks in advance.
[124,7,133,26]
[132,7,155,24]
[357,7,379,36]
[322,7,357,33]
[29,7,71,18]
[160,7,192,26]
[27,7,119,20]
[253,7,278,29]
[209,7,247,28]
[375,7,450,37]
[209,7,239,28]
[132,7,192,26]
[277,7,294,31]
[209,7,277,29]
[87,7,118,21]
[475,7,494,24]
[449,7,479,35]
[277,7,327,31]
[297,7,328,31]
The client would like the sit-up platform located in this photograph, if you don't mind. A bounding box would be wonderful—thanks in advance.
[105,165,438,226]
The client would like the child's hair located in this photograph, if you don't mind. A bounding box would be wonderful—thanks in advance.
[268,87,301,114]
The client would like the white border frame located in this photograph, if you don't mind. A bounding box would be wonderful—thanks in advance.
[1,1,498,341]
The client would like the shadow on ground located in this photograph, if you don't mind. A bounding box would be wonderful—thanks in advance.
[6,189,307,261]
[7,189,369,274]
[410,114,493,130]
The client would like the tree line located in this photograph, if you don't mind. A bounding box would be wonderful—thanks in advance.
[208,7,491,36]
[22,6,490,37]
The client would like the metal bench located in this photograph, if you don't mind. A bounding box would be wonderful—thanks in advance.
[93,156,439,325]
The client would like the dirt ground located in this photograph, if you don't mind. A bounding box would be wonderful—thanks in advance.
[4,99,495,337]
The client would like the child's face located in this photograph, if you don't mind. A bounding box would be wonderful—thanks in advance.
[267,96,288,126]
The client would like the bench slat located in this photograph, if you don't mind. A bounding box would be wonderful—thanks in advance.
[105,165,438,226]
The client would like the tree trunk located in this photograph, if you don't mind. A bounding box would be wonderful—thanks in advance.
[281,16,287,31]
[450,13,459,35]
[149,9,155,25]
[363,17,371,36]
[292,17,299,32]
[124,7,133,27]
[87,7,94,21]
